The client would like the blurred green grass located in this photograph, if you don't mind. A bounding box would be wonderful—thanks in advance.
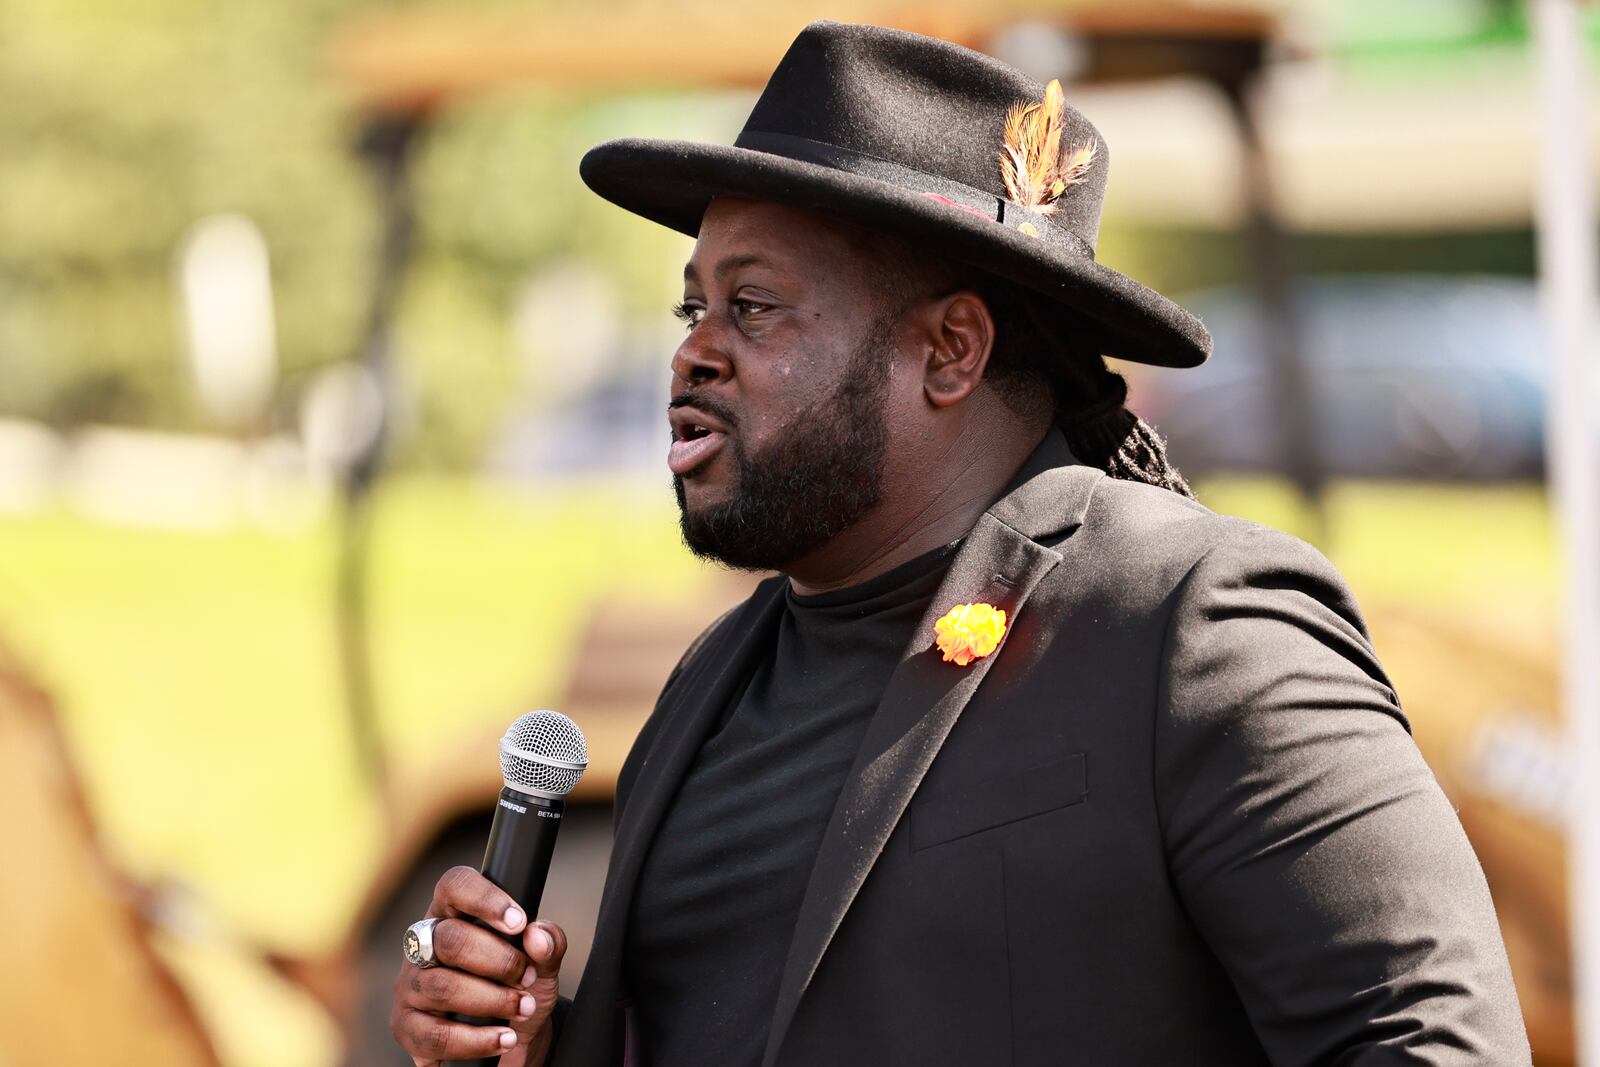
[0,477,712,952]
[0,475,1560,950]
[1197,476,1559,647]
[0,473,1559,941]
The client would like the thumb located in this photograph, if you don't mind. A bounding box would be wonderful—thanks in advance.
[501,920,567,1064]
[523,919,567,1007]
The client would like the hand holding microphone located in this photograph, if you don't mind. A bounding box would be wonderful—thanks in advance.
[390,711,587,1067]
[391,866,565,1066]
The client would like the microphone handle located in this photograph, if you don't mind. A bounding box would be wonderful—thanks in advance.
[447,787,566,1067]
[483,786,565,910]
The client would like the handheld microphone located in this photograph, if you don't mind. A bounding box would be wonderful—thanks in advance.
[451,709,588,1067]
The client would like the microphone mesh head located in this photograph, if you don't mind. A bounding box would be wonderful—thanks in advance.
[499,710,588,799]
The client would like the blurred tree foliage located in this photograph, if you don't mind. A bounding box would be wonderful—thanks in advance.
[0,0,731,467]
[0,0,370,432]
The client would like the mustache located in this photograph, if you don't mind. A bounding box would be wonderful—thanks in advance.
[667,391,739,429]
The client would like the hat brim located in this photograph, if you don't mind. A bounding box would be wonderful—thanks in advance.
[581,137,1210,369]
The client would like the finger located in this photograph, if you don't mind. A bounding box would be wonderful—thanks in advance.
[432,917,534,988]
[400,965,537,1022]
[393,1008,517,1062]
[428,866,527,937]
[497,1021,555,1067]
[504,921,568,1051]
[523,920,568,982]
[391,978,441,1065]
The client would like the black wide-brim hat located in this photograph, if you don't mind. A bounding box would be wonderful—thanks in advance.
[580,20,1210,369]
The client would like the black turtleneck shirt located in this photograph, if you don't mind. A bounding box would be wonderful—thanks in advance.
[624,542,958,1066]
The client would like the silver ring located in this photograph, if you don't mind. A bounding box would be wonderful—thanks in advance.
[403,917,444,968]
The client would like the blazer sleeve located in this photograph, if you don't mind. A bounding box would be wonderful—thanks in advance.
[1153,522,1531,1065]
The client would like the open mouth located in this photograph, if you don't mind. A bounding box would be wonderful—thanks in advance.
[668,401,733,477]
[668,397,734,477]
[668,428,725,476]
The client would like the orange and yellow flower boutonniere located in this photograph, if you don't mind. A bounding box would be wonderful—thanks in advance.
[933,602,1008,667]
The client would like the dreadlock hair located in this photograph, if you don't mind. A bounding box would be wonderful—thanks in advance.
[975,275,1194,498]
[864,233,1194,498]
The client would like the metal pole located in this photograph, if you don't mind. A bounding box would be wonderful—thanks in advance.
[1221,75,1328,543]
[337,113,422,809]
[1531,2,1600,1062]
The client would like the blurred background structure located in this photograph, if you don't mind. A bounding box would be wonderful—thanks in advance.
[2,1,1598,1064]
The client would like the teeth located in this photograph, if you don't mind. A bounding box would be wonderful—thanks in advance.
[674,420,719,442]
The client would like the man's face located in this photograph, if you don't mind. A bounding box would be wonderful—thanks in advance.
[667,198,910,571]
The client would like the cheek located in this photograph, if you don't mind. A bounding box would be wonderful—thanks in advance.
[738,355,816,424]
[733,377,804,446]
[885,357,924,413]
[884,361,940,448]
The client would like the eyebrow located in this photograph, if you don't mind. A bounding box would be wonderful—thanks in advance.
[683,252,776,284]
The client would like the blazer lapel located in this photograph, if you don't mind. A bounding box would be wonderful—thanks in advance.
[562,579,786,1063]
[761,432,1105,1066]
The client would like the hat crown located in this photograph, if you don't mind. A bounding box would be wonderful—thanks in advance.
[741,21,1108,250]
[576,21,1212,367]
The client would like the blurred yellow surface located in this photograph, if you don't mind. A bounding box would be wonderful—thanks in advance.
[0,643,218,1067]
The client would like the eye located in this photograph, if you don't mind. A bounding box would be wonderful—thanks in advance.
[671,301,705,330]
[731,298,769,320]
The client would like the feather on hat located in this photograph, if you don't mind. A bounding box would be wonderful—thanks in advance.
[999,79,1098,217]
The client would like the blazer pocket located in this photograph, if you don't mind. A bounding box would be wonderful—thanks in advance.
[910,750,1088,851]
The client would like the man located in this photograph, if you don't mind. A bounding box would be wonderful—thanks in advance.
[390,21,1531,1066]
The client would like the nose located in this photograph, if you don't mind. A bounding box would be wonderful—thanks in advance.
[670,320,734,387]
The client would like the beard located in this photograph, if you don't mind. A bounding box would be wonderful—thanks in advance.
[672,318,894,572]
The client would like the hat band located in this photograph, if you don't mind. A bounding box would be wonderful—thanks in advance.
[733,130,1095,260]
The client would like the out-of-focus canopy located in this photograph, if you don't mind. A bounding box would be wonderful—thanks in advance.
[331,2,1281,114]
[330,0,1600,232]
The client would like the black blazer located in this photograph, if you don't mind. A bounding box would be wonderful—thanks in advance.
[552,430,1530,1066]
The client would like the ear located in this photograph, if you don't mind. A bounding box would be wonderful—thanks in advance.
[916,290,995,409]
